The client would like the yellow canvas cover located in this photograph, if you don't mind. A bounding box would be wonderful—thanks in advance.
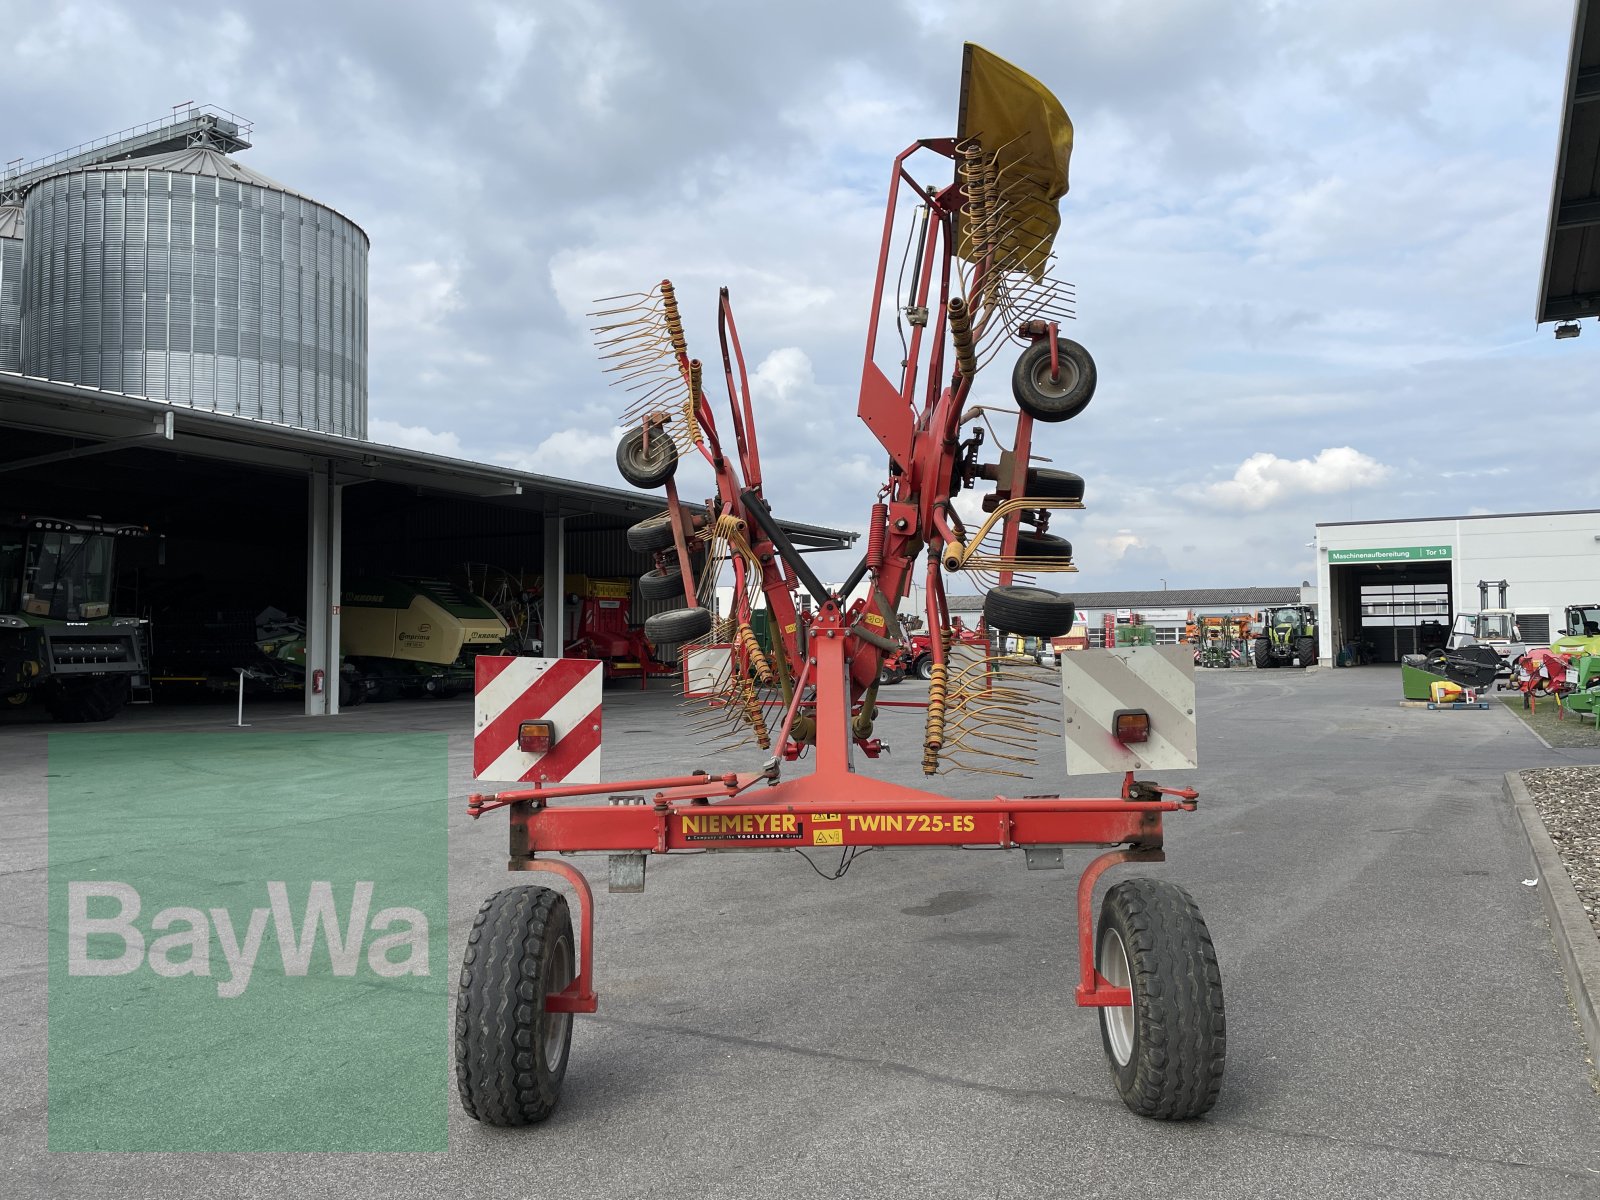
[955,43,1074,278]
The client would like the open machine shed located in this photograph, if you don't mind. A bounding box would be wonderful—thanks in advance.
[0,371,853,716]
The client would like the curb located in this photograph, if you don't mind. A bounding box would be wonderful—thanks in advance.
[1503,770,1600,1066]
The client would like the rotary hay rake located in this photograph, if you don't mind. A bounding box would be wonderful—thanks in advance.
[457,43,1224,1126]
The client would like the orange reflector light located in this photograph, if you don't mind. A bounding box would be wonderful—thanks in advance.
[1112,709,1150,744]
[518,720,555,754]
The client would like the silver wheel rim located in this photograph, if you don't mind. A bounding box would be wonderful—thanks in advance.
[1099,927,1134,1066]
[544,936,574,1065]
[1032,355,1080,397]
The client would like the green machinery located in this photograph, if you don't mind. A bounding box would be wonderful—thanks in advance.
[1253,604,1317,669]
[0,514,151,722]
[1562,656,1600,719]
[1553,603,1600,658]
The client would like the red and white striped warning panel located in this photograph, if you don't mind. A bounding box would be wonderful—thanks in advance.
[473,656,603,783]
[1059,645,1198,776]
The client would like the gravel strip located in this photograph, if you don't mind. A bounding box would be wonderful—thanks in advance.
[1521,766,1600,939]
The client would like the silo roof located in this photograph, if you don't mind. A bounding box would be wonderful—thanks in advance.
[0,206,21,240]
[24,146,368,244]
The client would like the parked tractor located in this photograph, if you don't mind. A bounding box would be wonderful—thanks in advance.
[1253,605,1317,668]
[0,514,151,721]
[1552,603,1600,658]
[1444,581,1527,679]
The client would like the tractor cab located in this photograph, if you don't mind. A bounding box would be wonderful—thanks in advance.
[13,523,118,621]
[1553,603,1600,656]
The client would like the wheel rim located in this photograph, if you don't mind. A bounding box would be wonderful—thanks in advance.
[625,436,671,473]
[544,935,574,1066]
[1098,927,1135,1066]
[1031,354,1080,398]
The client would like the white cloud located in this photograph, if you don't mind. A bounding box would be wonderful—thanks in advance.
[367,419,464,458]
[493,427,625,479]
[1194,447,1391,512]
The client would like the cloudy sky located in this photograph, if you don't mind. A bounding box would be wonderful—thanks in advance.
[6,0,1593,591]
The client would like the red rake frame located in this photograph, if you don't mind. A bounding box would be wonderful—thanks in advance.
[468,138,1199,1029]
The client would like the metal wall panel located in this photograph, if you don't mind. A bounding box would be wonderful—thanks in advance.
[0,224,21,372]
[19,169,367,437]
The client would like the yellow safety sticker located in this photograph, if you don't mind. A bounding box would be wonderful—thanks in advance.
[812,828,843,846]
[864,612,886,628]
[812,812,842,824]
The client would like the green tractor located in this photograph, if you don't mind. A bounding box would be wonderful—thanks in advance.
[1253,604,1318,669]
[1553,604,1600,658]
[0,515,151,721]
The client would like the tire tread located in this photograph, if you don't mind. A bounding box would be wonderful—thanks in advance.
[1099,878,1226,1120]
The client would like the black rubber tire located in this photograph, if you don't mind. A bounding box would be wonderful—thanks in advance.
[638,566,687,602]
[644,606,714,645]
[455,886,576,1126]
[915,656,934,681]
[1011,337,1096,423]
[1014,531,1073,561]
[338,673,367,708]
[626,513,680,554]
[615,425,678,489]
[983,585,1076,638]
[43,677,128,723]
[1294,636,1317,667]
[1252,637,1274,669]
[1023,467,1086,502]
[1095,878,1226,1120]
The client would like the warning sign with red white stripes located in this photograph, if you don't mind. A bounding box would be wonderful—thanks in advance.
[473,656,603,783]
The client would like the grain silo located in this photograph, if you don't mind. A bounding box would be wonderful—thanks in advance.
[0,205,21,372]
[18,139,368,437]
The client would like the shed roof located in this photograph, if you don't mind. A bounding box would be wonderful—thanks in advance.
[1537,0,1600,323]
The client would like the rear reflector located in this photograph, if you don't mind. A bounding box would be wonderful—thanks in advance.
[1111,709,1150,744]
[518,719,555,754]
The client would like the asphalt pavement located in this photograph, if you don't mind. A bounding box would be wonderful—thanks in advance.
[3,664,1599,1198]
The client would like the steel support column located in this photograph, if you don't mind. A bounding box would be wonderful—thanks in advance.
[305,461,343,716]
[543,513,567,657]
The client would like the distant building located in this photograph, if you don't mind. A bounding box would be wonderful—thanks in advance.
[947,586,1302,646]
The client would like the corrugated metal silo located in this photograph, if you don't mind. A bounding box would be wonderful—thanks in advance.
[0,205,21,372]
[19,146,368,437]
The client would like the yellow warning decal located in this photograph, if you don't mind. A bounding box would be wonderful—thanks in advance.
[784,624,797,635]
[864,612,886,628]
[812,812,842,824]
[812,828,843,846]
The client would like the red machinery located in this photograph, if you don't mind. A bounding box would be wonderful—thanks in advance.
[459,45,1223,1126]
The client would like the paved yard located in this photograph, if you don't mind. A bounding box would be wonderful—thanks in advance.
[3,665,1598,1198]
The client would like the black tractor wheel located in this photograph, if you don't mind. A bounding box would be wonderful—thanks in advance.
[44,677,128,723]
[455,886,576,1126]
[626,513,680,554]
[1294,636,1317,667]
[644,606,714,646]
[1252,637,1274,669]
[915,656,934,681]
[615,425,678,489]
[1014,531,1073,561]
[1011,337,1097,423]
[1096,878,1226,1120]
[983,585,1076,638]
[638,566,687,603]
[1023,467,1086,502]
